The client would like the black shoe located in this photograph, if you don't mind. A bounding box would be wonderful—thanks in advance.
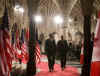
[51,69,54,72]
[61,67,64,71]
[49,69,52,72]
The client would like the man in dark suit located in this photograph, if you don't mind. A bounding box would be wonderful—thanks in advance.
[57,35,68,70]
[45,33,56,72]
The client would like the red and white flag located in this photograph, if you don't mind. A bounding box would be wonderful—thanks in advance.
[0,28,16,76]
[80,41,84,64]
[35,41,41,63]
[21,42,29,64]
[90,11,100,76]
[0,30,8,76]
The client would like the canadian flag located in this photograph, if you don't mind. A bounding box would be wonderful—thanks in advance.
[90,11,100,76]
[80,41,84,64]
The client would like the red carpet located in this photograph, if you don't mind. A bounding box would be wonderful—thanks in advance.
[36,61,80,76]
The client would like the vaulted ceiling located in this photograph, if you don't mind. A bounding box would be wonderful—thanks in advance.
[0,0,100,35]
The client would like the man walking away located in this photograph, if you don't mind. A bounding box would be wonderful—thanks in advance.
[57,35,68,71]
[45,33,56,72]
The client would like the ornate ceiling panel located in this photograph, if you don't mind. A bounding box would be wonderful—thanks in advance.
[38,0,62,17]
[0,0,100,34]
[57,0,77,16]
[36,0,62,36]
[93,0,100,11]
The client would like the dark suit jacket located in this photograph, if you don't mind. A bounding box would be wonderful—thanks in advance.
[45,39,56,56]
[57,40,68,56]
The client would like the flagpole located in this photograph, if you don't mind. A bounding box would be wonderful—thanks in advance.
[26,0,40,76]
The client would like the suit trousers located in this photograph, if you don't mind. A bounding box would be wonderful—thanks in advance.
[47,55,55,70]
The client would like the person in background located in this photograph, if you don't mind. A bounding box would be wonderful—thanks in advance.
[57,35,68,70]
[39,33,45,53]
[45,33,56,72]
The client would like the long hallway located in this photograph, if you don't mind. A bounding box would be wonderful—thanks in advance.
[0,0,100,76]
